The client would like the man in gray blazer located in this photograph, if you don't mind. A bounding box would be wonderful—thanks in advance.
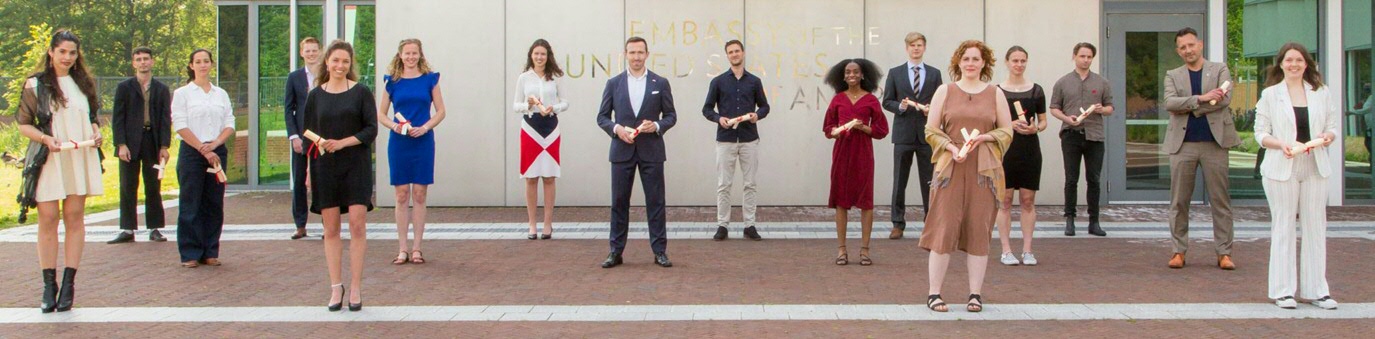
[1162,27,1241,270]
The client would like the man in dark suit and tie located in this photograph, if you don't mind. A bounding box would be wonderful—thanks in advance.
[284,37,321,240]
[108,46,172,244]
[596,36,678,268]
[880,32,942,239]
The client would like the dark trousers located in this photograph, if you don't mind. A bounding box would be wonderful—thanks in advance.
[891,143,933,229]
[118,130,164,230]
[177,142,226,262]
[609,153,668,255]
[289,146,308,228]
[1061,130,1104,218]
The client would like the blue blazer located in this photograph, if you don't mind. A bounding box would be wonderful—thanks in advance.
[596,70,677,163]
[284,68,311,138]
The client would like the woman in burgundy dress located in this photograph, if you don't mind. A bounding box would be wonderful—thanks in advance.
[822,58,888,266]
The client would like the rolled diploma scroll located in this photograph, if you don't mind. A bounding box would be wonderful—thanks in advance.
[394,112,411,134]
[302,130,329,154]
[957,128,981,159]
[903,98,929,112]
[58,139,96,151]
[727,116,747,129]
[1073,106,1094,124]
[830,119,861,137]
[1209,81,1232,105]
[206,160,227,184]
[1013,101,1027,122]
[528,95,550,116]
[1290,139,1328,154]
[153,157,168,180]
[622,125,640,138]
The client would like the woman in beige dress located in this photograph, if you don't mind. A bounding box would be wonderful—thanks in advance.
[17,30,104,313]
[919,40,1013,313]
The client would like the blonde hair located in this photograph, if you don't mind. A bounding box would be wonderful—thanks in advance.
[387,38,432,83]
[904,32,926,45]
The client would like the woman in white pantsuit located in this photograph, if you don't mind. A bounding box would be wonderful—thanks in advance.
[1253,42,1339,310]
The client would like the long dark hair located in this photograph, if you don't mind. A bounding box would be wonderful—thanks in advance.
[184,49,214,84]
[1263,42,1324,89]
[523,39,564,81]
[315,40,358,86]
[34,29,99,110]
[823,58,881,93]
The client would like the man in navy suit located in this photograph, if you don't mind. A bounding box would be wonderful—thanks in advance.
[880,32,942,239]
[596,36,678,268]
[283,37,321,240]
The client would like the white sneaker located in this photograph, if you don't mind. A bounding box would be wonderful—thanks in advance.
[1310,296,1338,310]
[1275,296,1297,309]
[1020,252,1038,266]
[1000,252,1020,266]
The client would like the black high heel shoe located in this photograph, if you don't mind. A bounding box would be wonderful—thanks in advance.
[327,284,345,312]
[40,269,57,313]
[348,288,362,311]
[55,267,76,312]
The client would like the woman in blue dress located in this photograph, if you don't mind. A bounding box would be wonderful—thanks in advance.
[377,38,446,265]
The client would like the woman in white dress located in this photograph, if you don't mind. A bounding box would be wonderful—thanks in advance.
[17,30,104,313]
[1254,42,1340,310]
[513,39,569,240]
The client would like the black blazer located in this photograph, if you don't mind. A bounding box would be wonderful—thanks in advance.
[284,68,310,139]
[111,77,171,159]
[881,63,942,145]
[596,70,678,163]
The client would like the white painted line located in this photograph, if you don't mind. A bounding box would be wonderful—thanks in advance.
[0,303,1369,323]
[2,221,1373,242]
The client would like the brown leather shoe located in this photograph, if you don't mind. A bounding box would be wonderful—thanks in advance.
[889,227,904,240]
[1218,255,1235,270]
[1168,253,1185,269]
[202,258,222,266]
[181,260,199,268]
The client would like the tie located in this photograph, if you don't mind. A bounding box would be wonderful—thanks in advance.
[912,66,922,97]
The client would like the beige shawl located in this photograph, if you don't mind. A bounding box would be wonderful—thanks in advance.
[925,125,1014,208]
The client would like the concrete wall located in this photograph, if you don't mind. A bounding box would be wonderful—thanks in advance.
[375,0,1102,207]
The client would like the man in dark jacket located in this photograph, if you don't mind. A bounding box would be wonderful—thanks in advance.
[283,37,321,239]
[109,46,172,244]
[880,32,942,239]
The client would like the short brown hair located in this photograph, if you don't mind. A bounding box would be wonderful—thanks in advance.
[625,36,648,52]
[724,39,743,52]
[948,40,996,82]
[1073,42,1097,57]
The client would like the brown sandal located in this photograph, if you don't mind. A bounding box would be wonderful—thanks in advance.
[835,246,848,265]
[410,250,425,264]
[859,247,872,266]
[392,252,409,265]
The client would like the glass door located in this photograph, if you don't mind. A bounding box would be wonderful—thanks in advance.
[1104,13,1205,203]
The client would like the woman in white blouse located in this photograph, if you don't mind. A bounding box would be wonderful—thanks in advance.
[1253,42,1339,310]
[513,39,569,239]
[171,49,236,269]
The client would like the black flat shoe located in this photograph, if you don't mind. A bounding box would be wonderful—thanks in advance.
[540,233,551,240]
[743,226,762,241]
[107,232,134,244]
[527,233,538,240]
[328,284,345,312]
[712,226,728,241]
[39,269,57,313]
[601,252,623,268]
[1087,219,1106,236]
[149,229,167,242]
[654,253,673,268]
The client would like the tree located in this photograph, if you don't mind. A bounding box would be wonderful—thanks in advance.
[3,24,52,113]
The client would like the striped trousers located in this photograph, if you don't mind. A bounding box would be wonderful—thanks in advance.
[1262,153,1330,300]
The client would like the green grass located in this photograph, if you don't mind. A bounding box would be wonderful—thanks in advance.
[0,123,183,230]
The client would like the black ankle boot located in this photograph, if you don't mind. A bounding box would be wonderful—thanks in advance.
[55,267,76,312]
[1064,217,1077,236]
[40,269,58,313]
[1088,217,1106,236]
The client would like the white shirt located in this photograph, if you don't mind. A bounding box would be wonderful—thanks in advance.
[623,70,660,134]
[171,83,235,143]
[512,70,569,115]
[908,60,926,94]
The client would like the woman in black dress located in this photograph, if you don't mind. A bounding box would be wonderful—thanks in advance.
[994,46,1046,266]
[305,40,377,312]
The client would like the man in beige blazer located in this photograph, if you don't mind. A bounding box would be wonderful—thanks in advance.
[1162,28,1242,270]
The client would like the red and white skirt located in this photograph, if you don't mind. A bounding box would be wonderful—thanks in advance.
[519,115,561,178]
